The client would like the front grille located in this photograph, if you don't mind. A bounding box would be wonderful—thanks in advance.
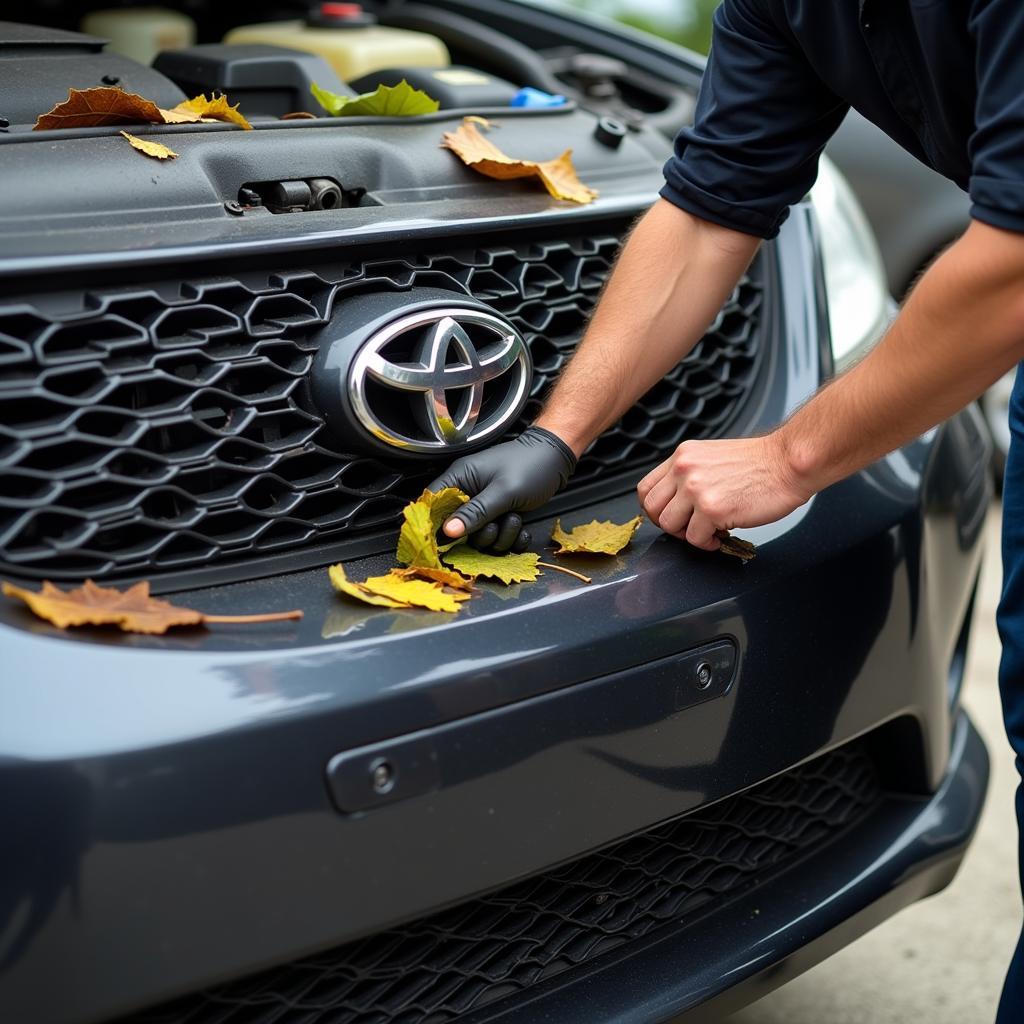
[121,743,879,1024]
[0,224,766,583]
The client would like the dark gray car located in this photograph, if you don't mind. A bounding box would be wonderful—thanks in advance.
[0,3,992,1022]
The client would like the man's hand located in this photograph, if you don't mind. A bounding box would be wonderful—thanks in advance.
[427,426,577,552]
[637,434,812,549]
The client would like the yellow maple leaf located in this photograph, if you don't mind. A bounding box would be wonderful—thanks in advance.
[170,93,253,130]
[551,516,643,555]
[329,564,468,613]
[440,117,598,204]
[396,487,470,570]
[442,547,541,584]
[120,131,178,160]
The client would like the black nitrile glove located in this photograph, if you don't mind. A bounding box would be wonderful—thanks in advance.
[427,426,578,553]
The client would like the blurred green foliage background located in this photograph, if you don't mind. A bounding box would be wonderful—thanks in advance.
[559,0,720,55]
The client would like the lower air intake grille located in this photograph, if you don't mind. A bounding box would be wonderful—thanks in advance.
[0,224,766,583]
[121,742,879,1024]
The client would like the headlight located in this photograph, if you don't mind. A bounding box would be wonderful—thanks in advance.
[810,157,892,373]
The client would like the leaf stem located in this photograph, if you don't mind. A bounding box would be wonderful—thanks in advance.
[537,562,591,584]
[203,610,303,624]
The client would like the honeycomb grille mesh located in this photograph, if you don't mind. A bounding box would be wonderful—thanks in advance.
[0,227,765,582]
[121,743,879,1024]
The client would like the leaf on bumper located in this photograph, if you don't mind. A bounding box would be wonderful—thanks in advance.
[392,566,473,590]
[714,530,758,562]
[551,515,642,555]
[440,117,598,204]
[311,79,439,117]
[441,546,541,584]
[395,487,470,570]
[1,579,301,633]
[329,564,468,613]
[120,131,178,160]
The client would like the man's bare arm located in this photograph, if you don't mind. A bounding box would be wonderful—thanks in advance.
[536,199,761,456]
[432,199,760,541]
[640,219,1024,548]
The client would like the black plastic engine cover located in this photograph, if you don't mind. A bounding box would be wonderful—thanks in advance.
[0,21,186,128]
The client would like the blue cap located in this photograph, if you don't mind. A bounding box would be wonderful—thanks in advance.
[510,87,568,109]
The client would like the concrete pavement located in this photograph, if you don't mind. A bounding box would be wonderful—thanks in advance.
[729,504,1022,1024]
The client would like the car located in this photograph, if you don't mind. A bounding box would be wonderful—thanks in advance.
[0,3,992,1023]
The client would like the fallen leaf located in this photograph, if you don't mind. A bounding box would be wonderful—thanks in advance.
[281,111,316,120]
[464,115,497,129]
[714,530,758,562]
[34,87,253,133]
[329,564,468,613]
[120,131,178,160]
[329,564,407,608]
[551,516,642,555]
[440,117,598,204]
[35,87,166,130]
[442,547,541,584]
[1,579,301,634]
[392,566,473,590]
[171,93,253,130]
[311,79,440,117]
[396,487,470,570]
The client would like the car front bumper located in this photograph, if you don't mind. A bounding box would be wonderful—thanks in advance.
[0,398,992,1024]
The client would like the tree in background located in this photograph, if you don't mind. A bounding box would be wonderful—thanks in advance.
[616,0,720,54]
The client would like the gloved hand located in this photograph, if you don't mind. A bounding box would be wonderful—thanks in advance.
[427,426,578,553]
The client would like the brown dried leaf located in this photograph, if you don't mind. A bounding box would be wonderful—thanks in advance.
[120,131,178,160]
[714,530,757,562]
[441,118,598,204]
[34,87,166,130]
[551,516,642,555]
[2,579,300,634]
[170,93,253,130]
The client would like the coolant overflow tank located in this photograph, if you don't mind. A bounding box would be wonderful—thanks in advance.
[224,3,450,83]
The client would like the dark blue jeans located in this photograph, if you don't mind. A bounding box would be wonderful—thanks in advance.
[997,368,1024,1022]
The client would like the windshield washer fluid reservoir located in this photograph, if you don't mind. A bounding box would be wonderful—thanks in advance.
[225,3,449,83]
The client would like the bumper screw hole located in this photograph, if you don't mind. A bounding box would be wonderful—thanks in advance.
[371,758,395,794]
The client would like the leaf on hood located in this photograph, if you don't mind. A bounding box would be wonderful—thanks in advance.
[35,87,167,130]
[551,515,642,555]
[170,93,253,130]
[440,117,598,204]
[311,79,440,117]
[714,530,758,562]
[329,564,468,613]
[1,579,301,634]
[395,487,470,570]
[34,87,252,132]
[441,546,541,585]
[120,131,178,160]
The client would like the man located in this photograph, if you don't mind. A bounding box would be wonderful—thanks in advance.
[428,3,1024,1016]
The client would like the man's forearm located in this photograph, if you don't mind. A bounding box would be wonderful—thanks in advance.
[780,220,1024,493]
[535,198,761,456]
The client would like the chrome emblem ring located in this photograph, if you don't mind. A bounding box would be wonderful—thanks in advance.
[348,307,532,452]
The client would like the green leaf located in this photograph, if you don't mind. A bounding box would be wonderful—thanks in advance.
[442,547,541,585]
[311,79,440,118]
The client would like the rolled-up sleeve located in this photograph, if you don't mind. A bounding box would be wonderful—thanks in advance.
[968,0,1024,233]
[661,0,848,239]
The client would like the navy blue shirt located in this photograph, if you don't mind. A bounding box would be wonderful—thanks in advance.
[661,0,1024,238]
